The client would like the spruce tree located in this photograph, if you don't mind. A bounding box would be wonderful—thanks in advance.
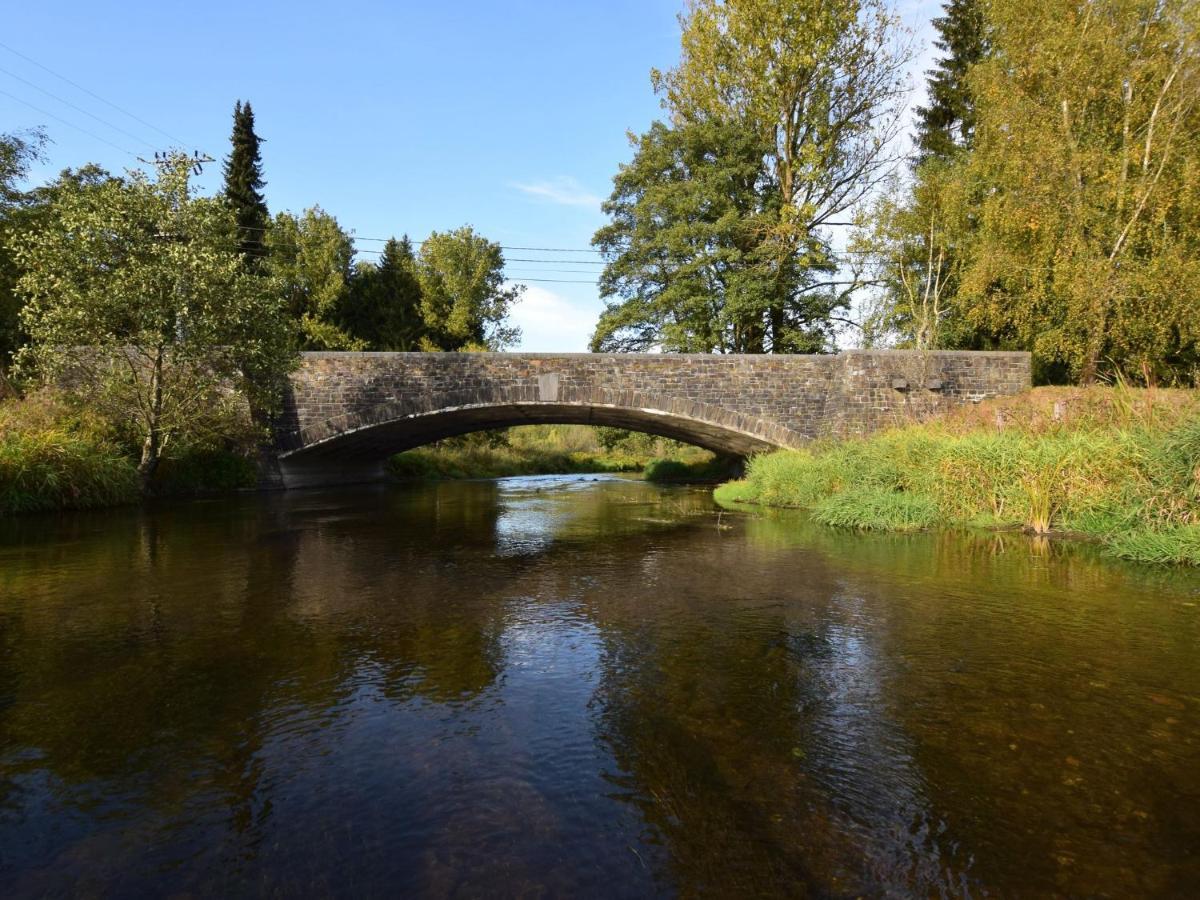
[914,0,987,162]
[341,236,426,350]
[222,100,269,262]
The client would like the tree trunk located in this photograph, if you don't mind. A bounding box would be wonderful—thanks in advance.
[138,347,166,492]
[769,302,785,353]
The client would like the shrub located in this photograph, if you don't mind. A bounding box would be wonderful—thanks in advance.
[0,394,139,513]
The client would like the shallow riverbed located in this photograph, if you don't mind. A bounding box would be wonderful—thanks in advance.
[1,475,1198,896]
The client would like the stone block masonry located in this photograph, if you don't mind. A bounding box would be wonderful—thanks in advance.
[272,350,1030,487]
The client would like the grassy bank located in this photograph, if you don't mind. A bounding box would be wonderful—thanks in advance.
[715,386,1200,566]
[388,424,717,482]
[0,392,258,514]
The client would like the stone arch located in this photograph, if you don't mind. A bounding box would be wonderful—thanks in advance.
[276,384,809,488]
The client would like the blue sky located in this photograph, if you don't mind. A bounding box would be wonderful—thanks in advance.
[2,1,939,351]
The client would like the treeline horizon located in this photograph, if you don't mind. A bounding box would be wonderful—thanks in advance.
[588,0,1199,387]
[3,0,1199,394]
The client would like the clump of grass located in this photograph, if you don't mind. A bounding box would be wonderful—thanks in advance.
[811,488,942,532]
[1105,525,1200,566]
[0,393,139,513]
[712,480,759,505]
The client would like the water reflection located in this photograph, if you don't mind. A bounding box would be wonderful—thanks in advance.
[1,479,1198,896]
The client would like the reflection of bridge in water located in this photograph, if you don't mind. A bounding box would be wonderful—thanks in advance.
[271,350,1030,487]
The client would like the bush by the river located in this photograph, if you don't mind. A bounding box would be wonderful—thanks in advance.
[643,455,741,484]
[0,391,260,514]
[0,393,139,513]
[714,386,1200,566]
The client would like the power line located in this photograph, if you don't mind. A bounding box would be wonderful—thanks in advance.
[0,40,192,148]
[0,88,137,157]
[504,277,597,284]
[503,268,604,275]
[0,64,158,151]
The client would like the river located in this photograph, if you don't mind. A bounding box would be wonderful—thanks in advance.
[2,474,1198,897]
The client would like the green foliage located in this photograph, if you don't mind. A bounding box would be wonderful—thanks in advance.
[387,445,640,480]
[0,128,46,370]
[1105,525,1200,566]
[811,489,942,532]
[387,424,716,481]
[0,393,139,513]
[222,100,269,262]
[592,119,797,353]
[595,426,696,458]
[643,455,739,484]
[0,391,260,513]
[12,153,295,484]
[720,388,1200,564]
[954,0,1199,383]
[341,236,424,350]
[630,0,909,353]
[416,227,522,351]
[914,0,988,163]
[266,207,364,350]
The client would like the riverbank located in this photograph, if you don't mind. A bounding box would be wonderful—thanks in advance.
[715,386,1200,566]
[0,392,258,514]
[0,407,723,514]
[387,425,721,483]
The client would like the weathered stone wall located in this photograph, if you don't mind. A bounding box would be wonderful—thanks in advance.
[276,350,1030,475]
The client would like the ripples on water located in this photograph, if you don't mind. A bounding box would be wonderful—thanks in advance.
[1,474,1199,897]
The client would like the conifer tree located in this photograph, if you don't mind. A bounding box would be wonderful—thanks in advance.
[914,0,988,162]
[341,236,426,350]
[222,100,269,262]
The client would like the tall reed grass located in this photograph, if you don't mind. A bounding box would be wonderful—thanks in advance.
[714,387,1200,566]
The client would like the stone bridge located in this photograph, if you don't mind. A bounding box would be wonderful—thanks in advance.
[271,350,1031,487]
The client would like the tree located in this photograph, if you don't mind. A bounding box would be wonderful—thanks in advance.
[415,227,522,351]
[914,0,988,163]
[649,0,911,351]
[222,100,269,263]
[266,207,364,350]
[12,154,295,486]
[592,119,851,353]
[956,0,1200,383]
[854,166,966,350]
[0,128,46,388]
[340,236,425,350]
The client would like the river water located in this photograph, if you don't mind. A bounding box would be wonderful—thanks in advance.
[1,475,1198,897]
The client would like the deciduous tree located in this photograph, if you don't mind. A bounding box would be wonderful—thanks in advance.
[13,154,295,485]
[0,129,45,387]
[592,119,828,353]
[416,227,522,351]
[266,207,364,350]
[958,0,1200,383]
[649,0,911,351]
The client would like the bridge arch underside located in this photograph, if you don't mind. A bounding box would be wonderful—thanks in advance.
[277,394,809,488]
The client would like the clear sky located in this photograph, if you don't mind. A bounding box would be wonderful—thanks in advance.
[2,0,940,351]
